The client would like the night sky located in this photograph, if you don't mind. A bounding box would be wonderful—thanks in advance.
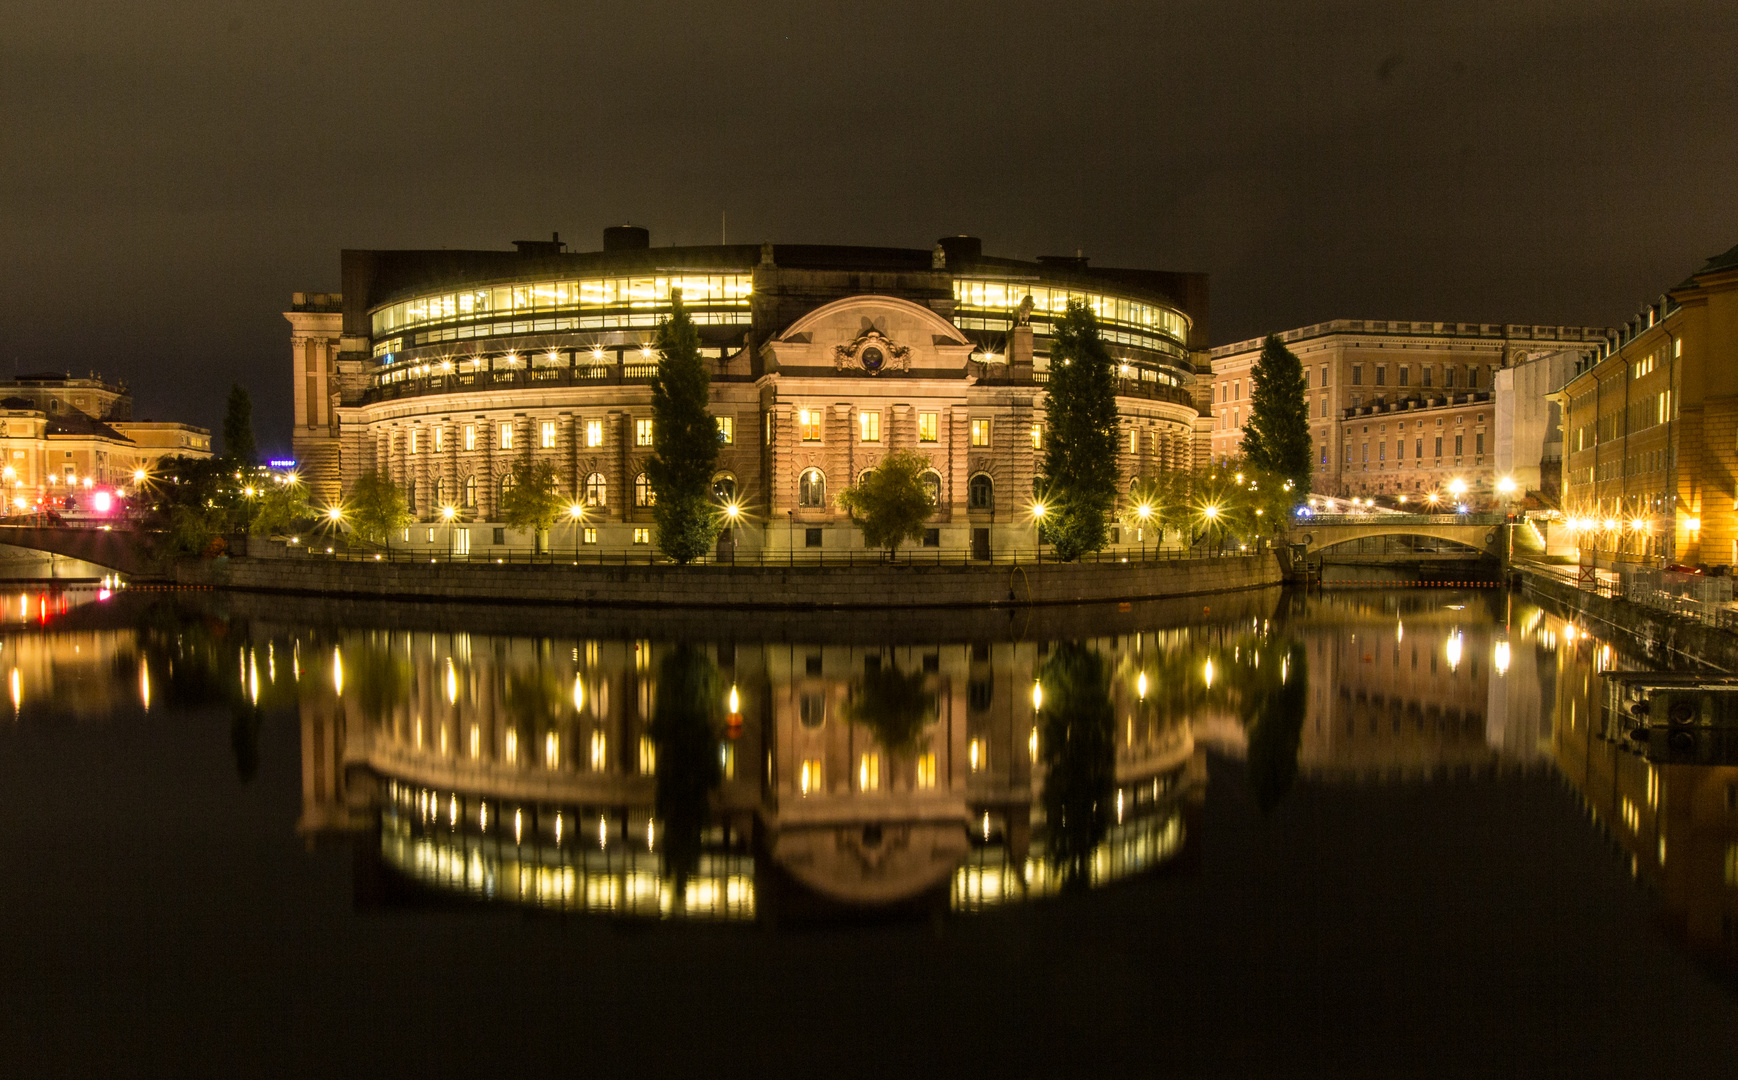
[3,2,1734,457]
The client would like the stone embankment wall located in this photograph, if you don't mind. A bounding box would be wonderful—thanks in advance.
[175,552,1284,609]
[1519,567,1738,672]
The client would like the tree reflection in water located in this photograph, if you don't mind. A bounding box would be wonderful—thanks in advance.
[845,657,935,756]
[1037,642,1116,890]
[651,645,724,897]
[1241,640,1308,813]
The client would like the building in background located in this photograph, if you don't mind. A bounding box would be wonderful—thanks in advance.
[1493,349,1580,506]
[0,372,211,513]
[1209,322,1605,504]
[290,230,1212,558]
[1558,241,1738,569]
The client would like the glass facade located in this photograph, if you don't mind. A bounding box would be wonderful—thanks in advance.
[371,274,754,341]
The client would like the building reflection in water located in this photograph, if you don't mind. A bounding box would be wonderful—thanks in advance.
[21,579,1738,960]
[281,601,1352,920]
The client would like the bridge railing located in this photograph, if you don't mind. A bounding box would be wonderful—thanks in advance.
[1296,513,1508,527]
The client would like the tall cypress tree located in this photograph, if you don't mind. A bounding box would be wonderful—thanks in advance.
[646,295,721,563]
[223,383,257,466]
[1040,299,1119,561]
[1241,335,1312,504]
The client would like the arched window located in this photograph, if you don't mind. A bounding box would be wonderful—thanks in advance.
[463,475,477,508]
[584,472,607,507]
[499,474,515,501]
[921,471,941,509]
[407,480,418,514]
[634,472,654,507]
[968,474,993,510]
[798,468,826,508]
[713,474,737,504]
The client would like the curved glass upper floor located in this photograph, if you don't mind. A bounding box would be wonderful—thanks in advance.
[370,274,755,355]
[952,277,1190,356]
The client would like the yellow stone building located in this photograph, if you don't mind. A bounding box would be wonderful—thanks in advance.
[0,372,211,512]
[1558,242,1738,568]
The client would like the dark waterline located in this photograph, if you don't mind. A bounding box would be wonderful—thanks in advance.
[1,583,1736,1077]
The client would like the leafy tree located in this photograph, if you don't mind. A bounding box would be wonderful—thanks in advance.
[651,645,723,896]
[646,296,721,563]
[499,458,562,550]
[249,475,311,536]
[837,449,935,557]
[845,658,935,755]
[223,383,257,466]
[140,455,251,555]
[1037,641,1116,889]
[348,471,413,545]
[1040,300,1119,561]
[1240,335,1312,504]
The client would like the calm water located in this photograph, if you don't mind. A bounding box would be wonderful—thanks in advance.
[2,583,1737,1077]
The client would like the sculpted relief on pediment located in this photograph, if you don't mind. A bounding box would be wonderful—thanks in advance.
[770,295,975,377]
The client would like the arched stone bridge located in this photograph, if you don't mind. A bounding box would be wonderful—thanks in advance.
[1289,514,1508,560]
[0,525,162,576]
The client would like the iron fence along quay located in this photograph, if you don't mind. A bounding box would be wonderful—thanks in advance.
[284,542,1267,569]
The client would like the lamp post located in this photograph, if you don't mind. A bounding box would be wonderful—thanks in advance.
[567,503,584,562]
[1136,501,1152,561]
[724,501,741,564]
[441,504,457,560]
[1031,500,1047,565]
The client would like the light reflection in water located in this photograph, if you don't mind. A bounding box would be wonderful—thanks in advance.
[13,584,1738,964]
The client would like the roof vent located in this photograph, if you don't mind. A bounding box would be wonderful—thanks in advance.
[604,225,650,251]
[936,235,982,266]
[512,232,566,257]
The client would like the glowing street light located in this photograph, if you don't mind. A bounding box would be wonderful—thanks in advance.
[1497,476,1518,496]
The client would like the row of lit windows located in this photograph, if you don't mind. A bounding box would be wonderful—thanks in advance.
[371,274,754,337]
[790,409,1016,448]
[952,279,1188,343]
[394,416,735,454]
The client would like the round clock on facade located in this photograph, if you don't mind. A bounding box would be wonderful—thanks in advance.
[860,346,885,373]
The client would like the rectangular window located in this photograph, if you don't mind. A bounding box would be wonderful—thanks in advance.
[1031,423,1043,449]
[1352,365,1362,386]
[464,424,476,451]
[1130,430,1139,454]
[916,752,937,789]
[1423,367,1433,388]
[918,412,938,442]
[1434,436,1442,457]
[716,416,734,444]
[1320,397,1328,418]
[1378,442,1386,461]
[1362,442,1368,463]
[804,527,822,548]
[1470,367,1479,388]
[858,753,880,792]
[1396,440,1405,460]
[493,527,505,545]
[1455,434,1464,456]
[1399,367,1409,387]
[632,527,650,544]
[433,427,444,453]
[585,419,603,447]
[1446,368,1457,388]
[408,429,419,454]
[970,419,990,447]
[582,527,597,544]
[800,758,823,796]
[1319,364,1328,387]
[1475,432,1485,454]
[922,527,940,547]
[1233,380,1241,399]
[859,411,880,442]
[1375,366,1386,386]
[635,419,653,446]
[799,409,822,442]
[540,420,557,449]
[498,423,513,450]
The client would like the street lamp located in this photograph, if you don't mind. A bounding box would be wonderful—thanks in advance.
[566,503,584,562]
[441,504,457,559]
[1135,501,1152,559]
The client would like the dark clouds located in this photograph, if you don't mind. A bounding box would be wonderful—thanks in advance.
[1,1,1734,451]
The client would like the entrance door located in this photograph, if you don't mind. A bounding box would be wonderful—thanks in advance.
[972,528,990,561]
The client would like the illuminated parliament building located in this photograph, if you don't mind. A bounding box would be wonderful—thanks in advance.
[288,229,1210,557]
